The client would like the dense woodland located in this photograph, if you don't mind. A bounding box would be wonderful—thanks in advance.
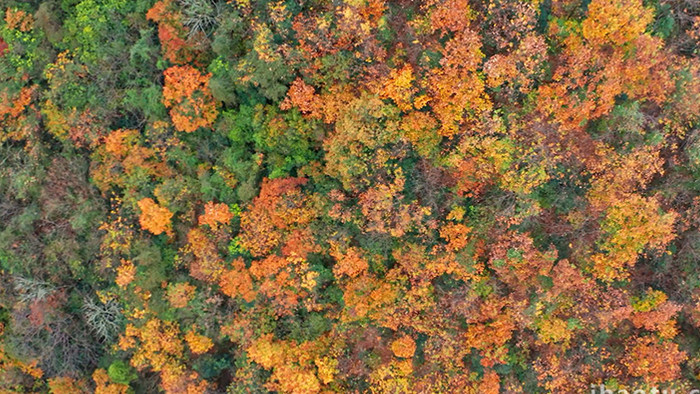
[0,0,699,392]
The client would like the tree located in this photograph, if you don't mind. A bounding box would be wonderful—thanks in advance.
[162,65,218,133]
[93,369,129,394]
[239,177,313,257]
[582,0,654,47]
[47,376,89,394]
[590,194,677,282]
[185,327,213,355]
[390,335,416,359]
[322,95,405,192]
[185,227,225,282]
[198,201,233,229]
[147,0,207,65]
[2,0,700,391]
[137,198,174,236]
[623,336,686,385]
[422,0,493,136]
[166,282,196,308]
[91,129,171,195]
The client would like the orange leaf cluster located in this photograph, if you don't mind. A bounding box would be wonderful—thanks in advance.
[239,177,313,257]
[185,328,213,355]
[245,333,335,393]
[93,369,129,394]
[118,319,208,393]
[119,319,184,371]
[115,259,136,289]
[162,65,217,133]
[582,0,653,47]
[5,8,33,32]
[280,78,320,117]
[218,258,256,302]
[167,282,196,308]
[186,228,225,282]
[0,85,37,143]
[47,377,89,394]
[92,129,171,193]
[198,202,234,229]
[380,65,418,112]
[390,335,417,359]
[623,336,687,385]
[137,198,173,236]
[147,0,203,65]
[331,246,368,279]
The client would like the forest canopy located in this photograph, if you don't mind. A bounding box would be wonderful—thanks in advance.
[0,0,699,392]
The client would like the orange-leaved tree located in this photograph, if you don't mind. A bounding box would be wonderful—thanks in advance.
[162,65,218,132]
[137,197,174,236]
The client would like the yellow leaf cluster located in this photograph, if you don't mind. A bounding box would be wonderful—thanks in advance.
[185,328,213,355]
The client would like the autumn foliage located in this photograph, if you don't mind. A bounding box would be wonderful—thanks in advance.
[1,0,700,393]
[137,197,173,236]
[162,65,217,132]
